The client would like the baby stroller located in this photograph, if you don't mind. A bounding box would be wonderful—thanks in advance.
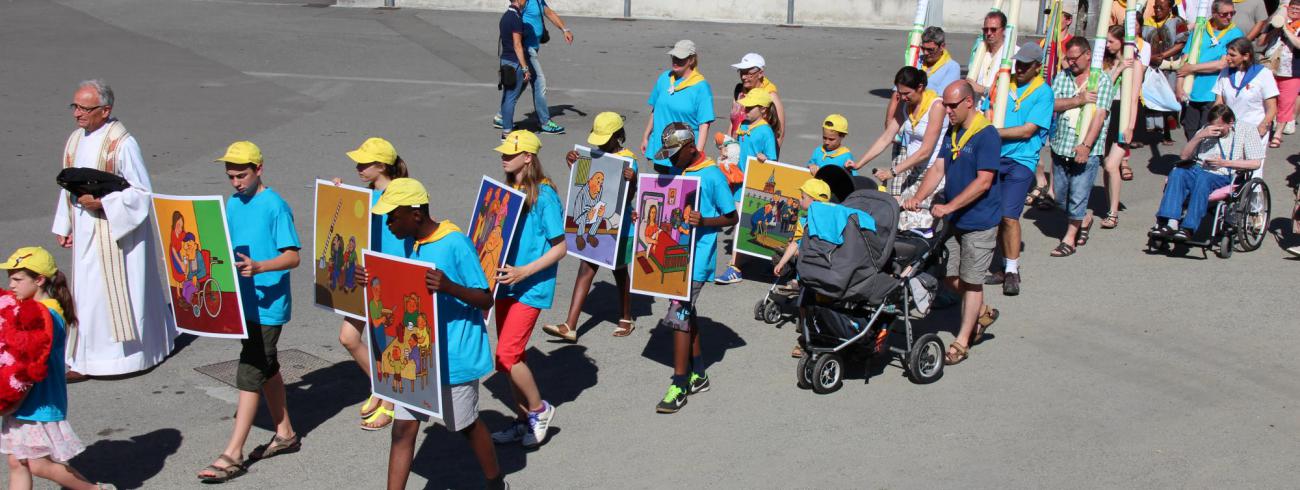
[794,180,946,394]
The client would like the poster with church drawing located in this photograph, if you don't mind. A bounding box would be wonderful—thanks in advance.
[563,145,632,269]
[735,158,811,259]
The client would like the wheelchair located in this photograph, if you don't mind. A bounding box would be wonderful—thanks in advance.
[1146,167,1271,259]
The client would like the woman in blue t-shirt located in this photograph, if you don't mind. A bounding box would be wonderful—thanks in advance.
[0,247,109,490]
[332,137,411,431]
[641,39,715,168]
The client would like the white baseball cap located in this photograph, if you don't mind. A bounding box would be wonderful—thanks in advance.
[730,53,766,70]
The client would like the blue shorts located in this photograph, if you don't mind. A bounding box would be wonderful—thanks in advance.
[999,158,1036,220]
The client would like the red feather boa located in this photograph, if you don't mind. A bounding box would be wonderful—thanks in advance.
[0,290,54,413]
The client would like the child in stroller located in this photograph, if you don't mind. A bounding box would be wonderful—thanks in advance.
[754,178,833,328]
[793,176,947,394]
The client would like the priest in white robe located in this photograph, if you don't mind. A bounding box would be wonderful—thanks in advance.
[52,79,177,378]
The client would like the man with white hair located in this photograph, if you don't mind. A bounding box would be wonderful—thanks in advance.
[53,79,177,379]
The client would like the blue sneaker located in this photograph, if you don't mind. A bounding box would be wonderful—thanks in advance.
[715,266,742,285]
[492,115,504,129]
[538,121,566,134]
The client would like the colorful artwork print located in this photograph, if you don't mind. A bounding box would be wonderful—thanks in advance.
[312,180,371,320]
[467,176,525,297]
[735,159,811,259]
[563,145,632,269]
[630,174,699,301]
[151,194,247,339]
[363,250,443,419]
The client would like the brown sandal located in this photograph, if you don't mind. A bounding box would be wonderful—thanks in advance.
[612,320,635,337]
[1120,163,1134,181]
[973,306,998,345]
[250,433,300,461]
[197,454,246,483]
[944,342,969,365]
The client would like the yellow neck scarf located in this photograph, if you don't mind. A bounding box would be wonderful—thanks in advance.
[684,155,716,172]
[950,113,991,160]
[1144,15,1170,29]
[413,220,463,252]
[908,89,939,128]
[1010,76,1045,111]
[924,50,952,77]
[820,146,850,159]
[38,298,64,317]
[736,119,769,137]
[1208,23,1236,45]
[668,70,706,94]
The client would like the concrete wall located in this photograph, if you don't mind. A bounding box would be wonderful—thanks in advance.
[337,0,1063,33]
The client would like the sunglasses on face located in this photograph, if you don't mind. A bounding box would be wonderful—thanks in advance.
[671,56,689,66]
[921,45,940,54]
[1215,10,1235,17]
[942,96,969,109]
[982,26,1002,33]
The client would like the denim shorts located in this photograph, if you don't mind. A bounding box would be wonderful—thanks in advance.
[1051,153,1101,221]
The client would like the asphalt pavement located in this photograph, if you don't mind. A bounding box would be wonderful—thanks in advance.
[1,0,1298,488]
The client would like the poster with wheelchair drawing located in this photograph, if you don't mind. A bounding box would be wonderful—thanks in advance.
[151,194,248,339]
[467,176,525,298]
[563,145,632,269]
[362,250,443,419]
[736,158,810,259]
[630,174,699,301]
[312,180,371,320]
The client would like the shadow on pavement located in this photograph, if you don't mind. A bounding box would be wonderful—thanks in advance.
[253,360,369,438]
[72,428,182,489]
[638,314,748,369]
[571,281,656,338]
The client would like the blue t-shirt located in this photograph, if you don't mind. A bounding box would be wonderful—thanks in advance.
[674,160,736,282]
[1183,26,1244,102]
[521,0,547,50]
[370,189,413,256]
[227,187,301,326]
[407,224,494,385]
[501,183,564,309]
[646,71,716,168]
[808,146,856,175]
[926,59,962,95]
[999,83,1055,171]
[14,302,68,423]
[499,5,525,64]
[939,125,1002,231]
[736,121,778,200]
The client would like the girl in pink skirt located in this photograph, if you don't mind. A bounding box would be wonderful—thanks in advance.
[0,247,111,490]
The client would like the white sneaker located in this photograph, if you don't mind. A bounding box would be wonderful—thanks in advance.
[522,401,554,448]
[1285,120,1296,135]
[490,421,527,444]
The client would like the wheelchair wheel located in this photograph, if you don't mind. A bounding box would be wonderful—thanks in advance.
[795,355,813,389]
[1234,179,1270,252]
[201,279,222,318]
[763,302,782,324]
[906,333,945,384]
[1216,232,1233,259]
[811,353,843,394]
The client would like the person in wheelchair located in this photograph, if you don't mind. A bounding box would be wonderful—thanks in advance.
[1150,105,1263,242]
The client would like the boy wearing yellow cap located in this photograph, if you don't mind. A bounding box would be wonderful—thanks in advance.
[197,141,303,482]
[361,178,505,489]
[773,178,831,278]
[544,112,639,341]
[718,90,780,285]
[807,115,856,175]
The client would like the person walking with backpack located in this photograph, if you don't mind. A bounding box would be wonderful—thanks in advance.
[493,0,572,135]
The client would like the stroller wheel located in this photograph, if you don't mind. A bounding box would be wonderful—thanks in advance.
[795,355,813,389]
[753,299,767,322]
[763,302,782,324]
[906,333,945,384]
[811,354,843,394]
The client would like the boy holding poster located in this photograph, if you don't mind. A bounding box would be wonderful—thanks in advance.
[364,178,505,490]
[197,141,302,483]
[652,123,738,414]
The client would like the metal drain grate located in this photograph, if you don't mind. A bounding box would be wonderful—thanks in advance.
[194,349,333,389]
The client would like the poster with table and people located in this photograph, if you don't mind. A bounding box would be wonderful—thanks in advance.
[151,194,248,339]
[362,250,443,419]
[630,174,699,301]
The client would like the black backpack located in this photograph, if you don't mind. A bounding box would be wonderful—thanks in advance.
[56,167,130,198]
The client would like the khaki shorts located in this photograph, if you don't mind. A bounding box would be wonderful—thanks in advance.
[944,227,996,285]
[236,324,281,392]
[392,380,480,432]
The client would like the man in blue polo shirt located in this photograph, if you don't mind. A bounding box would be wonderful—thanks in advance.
[987,43,1054,296]
[904,81,1001,367]
[1176,0,1244,139]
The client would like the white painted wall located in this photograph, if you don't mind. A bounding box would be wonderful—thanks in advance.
[337,0,1062,33]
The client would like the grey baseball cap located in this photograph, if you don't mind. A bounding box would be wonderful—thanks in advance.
[1013,42,1044,64]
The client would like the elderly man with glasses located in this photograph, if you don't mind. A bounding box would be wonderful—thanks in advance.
[968,11,1008,111]
[52,79,177,380]
[1177,0,1245,139]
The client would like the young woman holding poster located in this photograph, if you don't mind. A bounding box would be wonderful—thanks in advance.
[490,130,566,449]
[542,112,638,341]
[332,137,410,431]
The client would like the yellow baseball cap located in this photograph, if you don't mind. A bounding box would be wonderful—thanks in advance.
[587,112,625,146]
[371,178,429,215]
[823,114,849,134]
[215,141,263,166]
[800,178,831,202]
[493,130,542,155]
[738,89,773,108]
[0,246,58,278]
[347,137,398,166]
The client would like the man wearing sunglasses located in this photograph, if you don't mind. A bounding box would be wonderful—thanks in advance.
[903,81,1002,366]
[54,79,178,379]
[968,11,1009,110]
[1176,0,1244,139]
